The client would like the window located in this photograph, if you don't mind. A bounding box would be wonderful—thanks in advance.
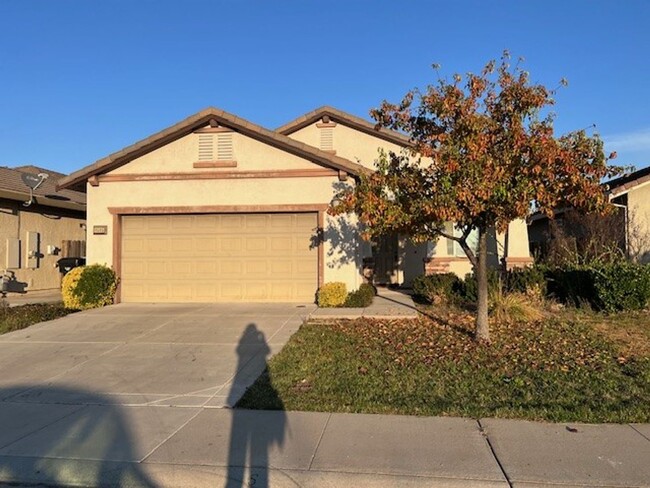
[445,222,479,257]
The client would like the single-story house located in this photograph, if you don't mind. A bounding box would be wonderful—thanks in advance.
[57,106,532,303]
[528,165,650,263]
[1,165,86,293]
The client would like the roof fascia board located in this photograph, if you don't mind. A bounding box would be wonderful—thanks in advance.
[58,109,366,191]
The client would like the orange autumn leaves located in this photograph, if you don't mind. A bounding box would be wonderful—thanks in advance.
[331,52,623,240]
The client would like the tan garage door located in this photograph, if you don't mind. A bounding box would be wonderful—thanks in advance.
[120,213,318,303]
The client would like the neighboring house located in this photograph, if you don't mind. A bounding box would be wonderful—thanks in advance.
[1,165,86,293]
[57,107,532,304]
[528,165,650,263]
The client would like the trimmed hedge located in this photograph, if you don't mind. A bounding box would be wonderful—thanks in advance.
[344,283,375,308]
[62,264,118,310]
[317,282,347,307]
[547,263,650,312]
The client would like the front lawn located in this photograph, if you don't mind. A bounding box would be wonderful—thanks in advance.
[237,307,650,423]
[0,302,77,335]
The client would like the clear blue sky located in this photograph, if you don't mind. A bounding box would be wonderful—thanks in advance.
[1,1,648,175]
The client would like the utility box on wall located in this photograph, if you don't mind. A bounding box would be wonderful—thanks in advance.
[25,231,40,269]
[5,238,20,269]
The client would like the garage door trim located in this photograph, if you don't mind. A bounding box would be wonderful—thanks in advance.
[109,204,328,303]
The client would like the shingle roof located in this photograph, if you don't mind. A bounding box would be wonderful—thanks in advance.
[0,165,86,211]
[604,165,650,197]
[276,105,413,147]
[57,107,370,192]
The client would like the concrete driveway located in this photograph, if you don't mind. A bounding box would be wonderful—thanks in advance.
[0,302,315,407]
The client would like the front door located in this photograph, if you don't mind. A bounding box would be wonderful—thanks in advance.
[372,234,399,285]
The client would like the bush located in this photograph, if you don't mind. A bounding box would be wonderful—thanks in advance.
[458,268,501,303]
[504,266,547,298]
[317,282,348,308]
[344,283,375,308]
[412,273,463,304]
[547,263,650,312]
[62,264,118,310]
[489,289,544,324]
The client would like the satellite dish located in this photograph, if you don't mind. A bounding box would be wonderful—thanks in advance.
[21,172,49,207]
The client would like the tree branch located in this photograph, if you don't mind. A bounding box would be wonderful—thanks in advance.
[439,228,478,268]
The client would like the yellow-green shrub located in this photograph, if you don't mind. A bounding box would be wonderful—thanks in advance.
[317,282,347,307]
[62,264,118,310]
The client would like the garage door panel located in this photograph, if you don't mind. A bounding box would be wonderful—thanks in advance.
[121,213,317,303]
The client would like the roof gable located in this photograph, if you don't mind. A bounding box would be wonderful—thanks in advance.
[57,107,368,191]
[276,106,412,148]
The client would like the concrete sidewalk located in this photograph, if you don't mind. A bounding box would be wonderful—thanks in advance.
[0,408,648,487]
[310,287,419,320]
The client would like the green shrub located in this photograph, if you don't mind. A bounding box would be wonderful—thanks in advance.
[412,273,463,304]
[504,266,547,295]
[458,268,501,303]
[317,282,348,308]
[62,264,118,310]
[547,263,650,312]
[344,283,375,308]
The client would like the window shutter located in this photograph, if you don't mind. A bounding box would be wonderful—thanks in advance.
[216,133,234,161]
[320,126,334,151]
[198,134,214,161]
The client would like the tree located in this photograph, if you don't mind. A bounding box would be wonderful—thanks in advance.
[331,52,623,342]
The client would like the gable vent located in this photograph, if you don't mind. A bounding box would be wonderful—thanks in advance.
[216,132,234,161]
[198,134,214,161]
[320,126,334,152]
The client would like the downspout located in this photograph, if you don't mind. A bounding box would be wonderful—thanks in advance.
[611,202,628,258]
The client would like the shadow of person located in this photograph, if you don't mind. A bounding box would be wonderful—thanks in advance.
[225,323,286,488]
[0,386,157,487]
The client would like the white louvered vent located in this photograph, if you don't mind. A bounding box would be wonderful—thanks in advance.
[217,132,234,160]
[320,126,334,151]
[198,134,214,161]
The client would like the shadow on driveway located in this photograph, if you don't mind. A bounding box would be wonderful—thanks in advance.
[0,386,157,487]
[225,323,287,488]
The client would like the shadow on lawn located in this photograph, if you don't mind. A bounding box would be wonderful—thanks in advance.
[225,323,287,488]
[0,386,157,487]
[382,289,476,339]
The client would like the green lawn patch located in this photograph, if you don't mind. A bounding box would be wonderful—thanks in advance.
[0,302,77,335]
[237,308,650,423]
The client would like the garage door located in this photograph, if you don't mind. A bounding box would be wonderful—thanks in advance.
[120,213,318,302]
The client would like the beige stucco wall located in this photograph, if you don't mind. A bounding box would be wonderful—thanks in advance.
[88,175,364,293]
[111,129,316,174]
[0,199,86,291]
[626,182,650,263]
[288,121,532,281]
[288,123,408,170]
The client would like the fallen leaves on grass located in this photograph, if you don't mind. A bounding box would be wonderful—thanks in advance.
[237,306,650,423]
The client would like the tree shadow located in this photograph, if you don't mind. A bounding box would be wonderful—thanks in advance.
[225,323,287,488]
[0,386,157,487]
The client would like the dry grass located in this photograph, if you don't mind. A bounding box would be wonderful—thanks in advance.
[489,290,545,324]
[563,309,650,359]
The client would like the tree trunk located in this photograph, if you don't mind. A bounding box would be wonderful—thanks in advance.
[475,227,490,342]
